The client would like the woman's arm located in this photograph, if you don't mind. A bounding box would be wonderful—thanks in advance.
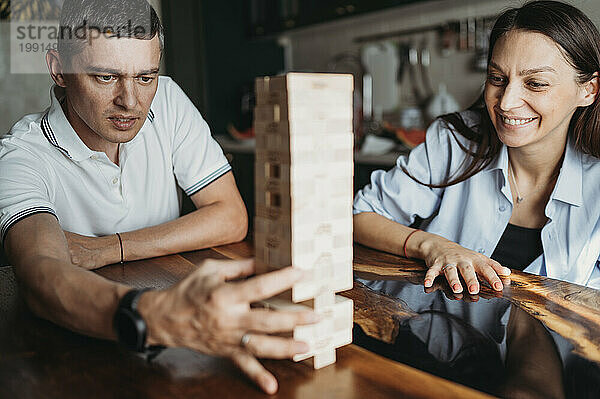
[354,212,511,294]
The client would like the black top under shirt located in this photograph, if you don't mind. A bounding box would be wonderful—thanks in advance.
[490,224,543,271]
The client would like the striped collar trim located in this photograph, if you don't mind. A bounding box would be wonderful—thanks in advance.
[41,112,71,159]
[148,109,155,123]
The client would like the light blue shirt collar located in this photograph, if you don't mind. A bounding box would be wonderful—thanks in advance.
[482,136,583,207]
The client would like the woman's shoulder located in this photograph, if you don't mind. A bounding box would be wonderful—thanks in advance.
[425,110,483,153]
[580,151,600,184]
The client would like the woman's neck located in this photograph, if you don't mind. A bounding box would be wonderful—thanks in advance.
[507,132,567,184]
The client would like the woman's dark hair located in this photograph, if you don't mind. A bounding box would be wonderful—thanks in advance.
[407,0,600,188]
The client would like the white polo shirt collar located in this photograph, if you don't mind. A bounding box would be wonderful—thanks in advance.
[43,85,153,163]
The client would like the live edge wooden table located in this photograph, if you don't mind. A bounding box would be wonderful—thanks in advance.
[1,241,599,399]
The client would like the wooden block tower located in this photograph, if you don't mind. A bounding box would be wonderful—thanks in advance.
[253,73,354,369]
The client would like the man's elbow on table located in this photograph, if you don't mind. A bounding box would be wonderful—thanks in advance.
[227,201,249,243]
[209,195,248,245]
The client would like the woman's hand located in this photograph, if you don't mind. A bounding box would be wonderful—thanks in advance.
[409,231,511,294]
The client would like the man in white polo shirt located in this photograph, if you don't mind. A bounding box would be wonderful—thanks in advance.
[0,0,316,394]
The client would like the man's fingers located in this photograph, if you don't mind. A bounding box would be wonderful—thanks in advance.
[230,267,303,303]
[230,351,278,395]
[243,334,309,359]
[216,258,256,281]
[239,309,318,333]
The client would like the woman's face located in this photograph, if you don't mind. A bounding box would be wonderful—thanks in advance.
[484,30,593,150]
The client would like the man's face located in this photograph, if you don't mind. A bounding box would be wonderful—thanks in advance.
[62,34,161,144]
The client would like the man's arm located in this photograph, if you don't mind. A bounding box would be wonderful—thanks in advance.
[6,213,129,339]
[6,213,315,394]
[66,171,248,269]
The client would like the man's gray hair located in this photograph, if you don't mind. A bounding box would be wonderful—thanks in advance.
[57,0,164,62]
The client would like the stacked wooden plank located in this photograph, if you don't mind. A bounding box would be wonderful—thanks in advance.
[254,72,354,369]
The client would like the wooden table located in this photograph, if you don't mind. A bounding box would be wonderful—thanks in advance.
[1,241,599,398]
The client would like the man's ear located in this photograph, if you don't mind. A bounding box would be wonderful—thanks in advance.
[579,71,599,107]
[46,50,67,88]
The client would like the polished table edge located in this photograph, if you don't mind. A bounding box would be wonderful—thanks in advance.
[207,241,600,365]
[3,238,597,398]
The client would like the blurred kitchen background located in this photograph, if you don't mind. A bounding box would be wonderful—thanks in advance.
[1,0,599,224]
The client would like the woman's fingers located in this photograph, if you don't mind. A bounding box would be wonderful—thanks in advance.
[442,264,462,293]
[458,263,480,294]
[477,263,505,291]
[424,260,443,288]
[490,260,512,277]
[424,247,510,295]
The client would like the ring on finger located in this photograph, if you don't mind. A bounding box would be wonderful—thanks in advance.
[441,264,456,273]
[240,332,252,347]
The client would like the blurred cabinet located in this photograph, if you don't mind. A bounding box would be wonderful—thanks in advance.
[246,0,435,37]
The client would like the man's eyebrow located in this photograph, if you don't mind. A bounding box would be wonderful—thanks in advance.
[136,68,160,76]
[488,61,556,75]
[488,62,503,72]
[86,67,160,76]
[87,67,122,75]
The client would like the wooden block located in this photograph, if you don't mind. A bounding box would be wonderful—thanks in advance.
[254,104,287,124]
[254,120,289,137]
[256,73,353,109]
[288,119,353,135]
[286,72,354,94]
[255,104,353,126]
[255,75,288,104]
[254,72,354,369]
[255,149,291,165]
[292,295,353,369]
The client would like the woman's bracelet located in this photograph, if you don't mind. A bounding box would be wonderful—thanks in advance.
[403,229,422,258]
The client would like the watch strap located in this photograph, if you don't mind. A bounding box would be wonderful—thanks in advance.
[114,288,152,352]
[119,288,151,312]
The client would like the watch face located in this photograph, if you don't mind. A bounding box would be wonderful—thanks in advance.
[115,308,145,352]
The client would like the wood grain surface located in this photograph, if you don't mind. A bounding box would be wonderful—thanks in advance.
[351,244,600,364]
[0,246,495,399]
[206,241,600,365]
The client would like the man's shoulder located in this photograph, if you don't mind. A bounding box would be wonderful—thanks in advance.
[153,75,185,104]
[149,75,210,139]
[1,111,52,159]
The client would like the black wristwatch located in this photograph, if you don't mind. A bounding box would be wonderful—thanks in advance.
[114,288,152,352]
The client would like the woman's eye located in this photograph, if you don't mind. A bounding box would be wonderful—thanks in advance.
[527,81,548,89]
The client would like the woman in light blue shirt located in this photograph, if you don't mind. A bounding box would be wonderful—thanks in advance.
[354,1,600,293]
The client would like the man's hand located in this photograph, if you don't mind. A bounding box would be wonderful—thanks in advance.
[64,231,118,270]
[138,258,318,394]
